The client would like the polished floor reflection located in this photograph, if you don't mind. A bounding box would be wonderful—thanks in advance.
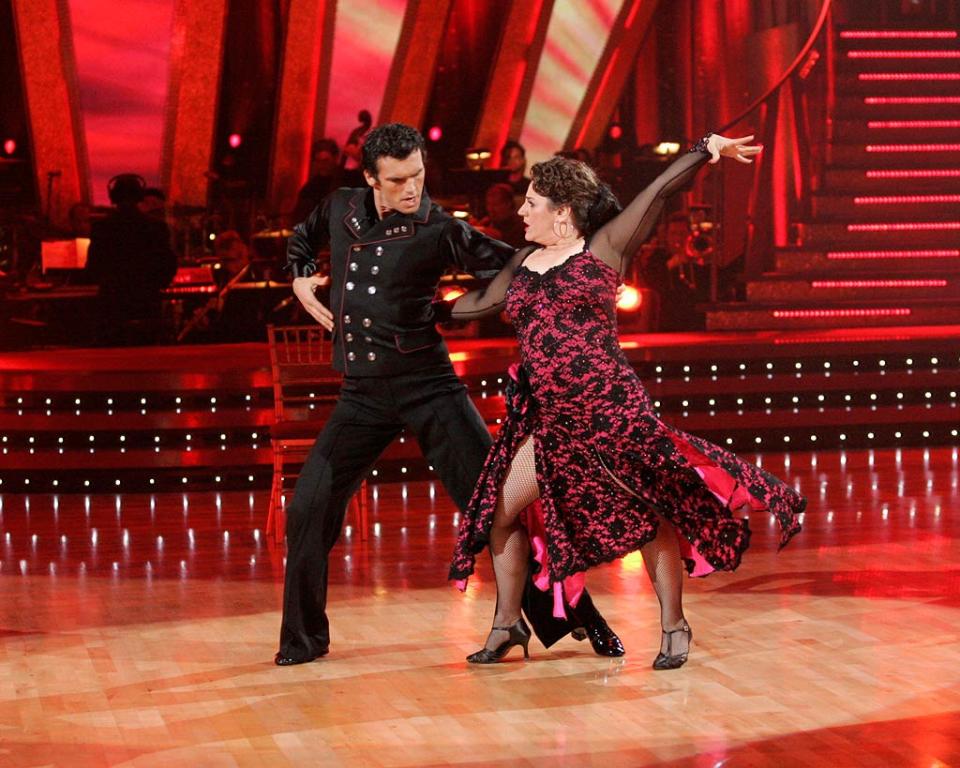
[1,446,958,766]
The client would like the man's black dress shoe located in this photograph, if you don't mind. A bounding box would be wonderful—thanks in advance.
[274,647,329,666]
[575,617,626,657]
[569,592,626,657]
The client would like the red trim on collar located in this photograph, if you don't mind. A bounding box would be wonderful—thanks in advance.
[341,192,365,240]
[341,190,433,241]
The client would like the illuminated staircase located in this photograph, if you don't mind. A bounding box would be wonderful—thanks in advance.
[707,25,960,331]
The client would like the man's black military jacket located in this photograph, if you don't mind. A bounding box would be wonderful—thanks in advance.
[287,187,514,376]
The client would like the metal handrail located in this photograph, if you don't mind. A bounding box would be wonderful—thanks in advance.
[717,0,834,134]
[704,0,837,294]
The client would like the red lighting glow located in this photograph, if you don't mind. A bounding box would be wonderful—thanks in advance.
[865,144,960,152]
[868,120,960,129]
[774,334,911,345]
[164,285,218,295]
[865,96,960,104]
[848,50,960,58]
[847,222,960,232]
[854,194,960,204]
[841,30,957,39]
[827,249,960,260]
[2,139,14,155]
[441,286,466,301]
[810,279,947,288]
[772,308,912,318]
[616,285,641,311]
[228,133,242,149]
[866,169,960,178]
[428,126,443,142]
[574,50,621,149]
[860,73,960,81]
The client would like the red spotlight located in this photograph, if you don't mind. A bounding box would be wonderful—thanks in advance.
[616,285,641,311]
[608,124,623,141]
[2,139,15,155]
[228,133,242,148]
[428,126,443,142]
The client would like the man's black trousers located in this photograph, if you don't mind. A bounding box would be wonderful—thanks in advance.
[277,364,580,661]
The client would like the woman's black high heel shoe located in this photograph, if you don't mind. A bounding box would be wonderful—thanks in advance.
[652,622,692,670]
[467,618,532,664]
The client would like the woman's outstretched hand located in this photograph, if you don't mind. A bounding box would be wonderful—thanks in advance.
[706,134,762,165]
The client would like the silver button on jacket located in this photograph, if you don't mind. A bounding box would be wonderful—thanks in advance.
[287,187,514,375]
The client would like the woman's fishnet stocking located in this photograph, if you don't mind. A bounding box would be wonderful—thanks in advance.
[641,517,689,655]
[484,435,539,651]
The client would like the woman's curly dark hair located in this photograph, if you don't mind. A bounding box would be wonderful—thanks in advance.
[529,156,621,236]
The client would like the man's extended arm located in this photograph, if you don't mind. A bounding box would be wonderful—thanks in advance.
[287,197,334,329]
[287,196,333,278]
[440,217,516,278]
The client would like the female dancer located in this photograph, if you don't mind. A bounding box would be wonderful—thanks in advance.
[444,133,804,669]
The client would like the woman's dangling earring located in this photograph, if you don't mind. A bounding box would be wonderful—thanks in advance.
[554,219,569,239]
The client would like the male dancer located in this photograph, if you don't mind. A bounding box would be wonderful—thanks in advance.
[277,123,622,665]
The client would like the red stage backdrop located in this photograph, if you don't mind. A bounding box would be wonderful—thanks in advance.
[67,0,176,203]
[326,0,408,148]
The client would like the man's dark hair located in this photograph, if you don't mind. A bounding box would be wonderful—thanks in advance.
[361,123,425,177]
[107,173,147,205]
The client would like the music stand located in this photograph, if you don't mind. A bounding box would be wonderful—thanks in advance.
[41,238,90,272]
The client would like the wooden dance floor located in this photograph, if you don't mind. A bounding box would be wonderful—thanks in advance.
[1,446,959,767]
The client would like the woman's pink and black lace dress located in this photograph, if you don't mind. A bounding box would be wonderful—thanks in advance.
[446,144,804,593]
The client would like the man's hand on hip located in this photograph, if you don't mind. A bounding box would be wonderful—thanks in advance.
[292,275,334,331]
